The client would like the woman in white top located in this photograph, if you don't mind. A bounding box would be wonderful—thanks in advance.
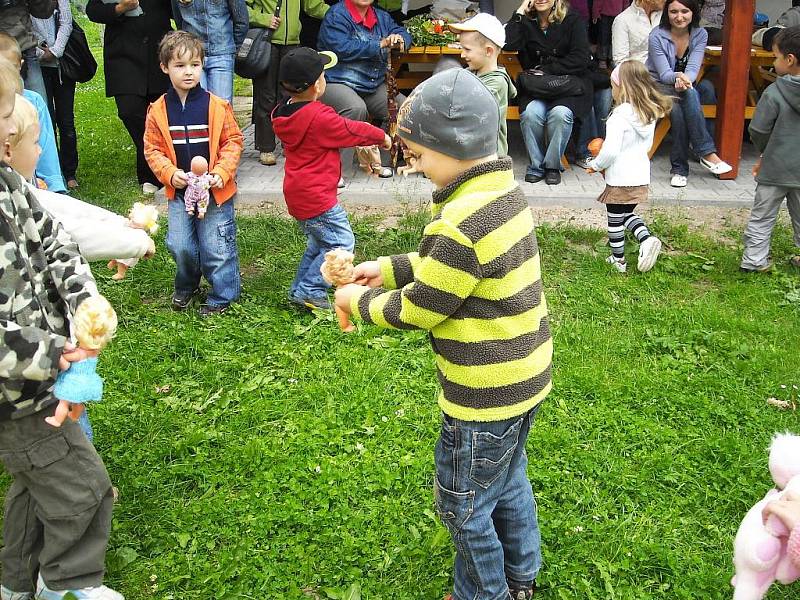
[612,0,664,64]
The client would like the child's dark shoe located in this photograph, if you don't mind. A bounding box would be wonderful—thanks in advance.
[509,584,535,599]
[198,304,229,317]
[172,288,200,311]
[289,295,331,311]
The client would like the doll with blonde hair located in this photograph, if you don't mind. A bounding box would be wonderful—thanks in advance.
[46,295,118,428]
[5,94,158,277]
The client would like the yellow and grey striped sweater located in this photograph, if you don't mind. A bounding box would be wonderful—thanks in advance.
[350,158,552,422]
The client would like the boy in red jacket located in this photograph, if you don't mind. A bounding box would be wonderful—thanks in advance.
[272,47,391,310]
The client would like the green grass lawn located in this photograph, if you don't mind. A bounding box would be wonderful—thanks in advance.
[2,17,800,600]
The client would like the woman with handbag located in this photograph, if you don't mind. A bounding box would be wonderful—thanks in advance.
[248,0,331,166]
[86,0,172,195]
[505,0,593,186]
[32,0,80,190]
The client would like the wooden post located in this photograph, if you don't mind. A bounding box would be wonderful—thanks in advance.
[715,0,755,180]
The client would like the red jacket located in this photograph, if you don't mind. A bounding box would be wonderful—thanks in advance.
[272,100,386,220]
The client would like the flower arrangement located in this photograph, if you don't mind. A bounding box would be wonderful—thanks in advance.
[404,14,457,47]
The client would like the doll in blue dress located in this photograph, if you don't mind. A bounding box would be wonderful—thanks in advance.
[45,295,118,428]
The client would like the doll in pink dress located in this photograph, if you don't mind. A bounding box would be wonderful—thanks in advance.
[184,156,214,219]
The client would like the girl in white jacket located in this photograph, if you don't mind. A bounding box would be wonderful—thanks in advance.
[588,60,673,273]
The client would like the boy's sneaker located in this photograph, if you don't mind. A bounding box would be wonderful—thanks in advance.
[637,236,662,272]
[198,304,229,317]
[574,155,592,170]
[35,575,124,600]
[606,255,627,273]
[289,294,331,311]
[171,288,200,311]
[1,586,33,600]
[739,260,773,273]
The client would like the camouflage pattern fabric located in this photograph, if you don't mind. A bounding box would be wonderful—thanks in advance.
[0,164,97,420]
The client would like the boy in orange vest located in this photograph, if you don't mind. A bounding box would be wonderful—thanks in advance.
[144,31,244,316]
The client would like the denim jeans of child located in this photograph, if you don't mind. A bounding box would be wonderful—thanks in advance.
[435,404,543,600]
[167,193,241,308]
[520,101,574,177]
[290,203,355,302]
[201,54,235,104]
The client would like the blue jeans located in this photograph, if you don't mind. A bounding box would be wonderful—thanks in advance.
[290,203,355,301]
[166,193,241,307]
[21,48,47,102]
[435,405,543,600]
[668,86,717,176]
[520,101,574,177]
[201,54,235,103]
[77,410,94,442]
[577,87,613,159]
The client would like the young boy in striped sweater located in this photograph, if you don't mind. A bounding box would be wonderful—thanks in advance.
[334,69,552,600]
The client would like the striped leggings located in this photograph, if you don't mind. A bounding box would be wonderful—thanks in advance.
[607,204,651,259]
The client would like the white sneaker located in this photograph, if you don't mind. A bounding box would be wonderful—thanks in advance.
[670,174,688,188]
[606,255,627,273]
[142,182,159,195]
[337,177,345,189]
[36,575,124,600]
[1,586,33,600]
[637,236,662,272]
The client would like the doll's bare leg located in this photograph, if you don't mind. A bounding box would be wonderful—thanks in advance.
[67,403,85,422]
[45,400,72,427]
[107,260,130,280]
[197,196,208,220]
[335,305,356,333]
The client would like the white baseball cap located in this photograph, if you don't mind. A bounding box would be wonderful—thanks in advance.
[449,13,506,49]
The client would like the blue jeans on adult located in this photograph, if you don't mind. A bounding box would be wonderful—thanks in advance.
[166,193,241,308]
[435,404,543,600]
[669,86,717,177]
[201,54,235,103]
[520,101,574,178]
[577,87,613,159]
[290,203,355,303]
[21,48,47,102]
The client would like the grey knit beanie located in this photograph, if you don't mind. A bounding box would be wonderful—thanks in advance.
[397,68,499,160]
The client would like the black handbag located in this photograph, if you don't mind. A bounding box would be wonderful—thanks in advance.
[58,15,97,84]
[234,0,283,79]
[516,69,584,100]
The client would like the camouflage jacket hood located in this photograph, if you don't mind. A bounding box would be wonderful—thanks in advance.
[0,164,97,419]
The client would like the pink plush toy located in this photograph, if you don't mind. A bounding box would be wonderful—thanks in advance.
[185,156,213,219]
[732,433,800,599]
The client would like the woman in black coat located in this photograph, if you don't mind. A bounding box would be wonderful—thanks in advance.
[86,0,172,194]
[505,0,592,185]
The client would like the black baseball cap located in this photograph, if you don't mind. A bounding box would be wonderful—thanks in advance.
[279,47,338,93]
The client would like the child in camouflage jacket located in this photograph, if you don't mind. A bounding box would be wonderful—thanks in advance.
[0,58,122,600]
